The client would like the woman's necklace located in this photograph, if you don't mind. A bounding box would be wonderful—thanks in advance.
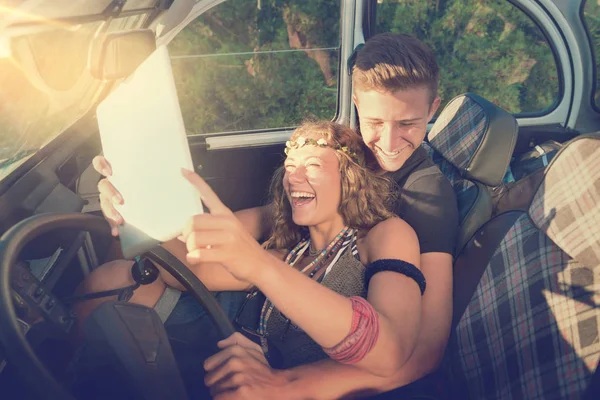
[257,226,353,336]
[308,243,320,256]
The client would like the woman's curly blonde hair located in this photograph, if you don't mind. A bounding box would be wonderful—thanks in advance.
[264,121,397,250]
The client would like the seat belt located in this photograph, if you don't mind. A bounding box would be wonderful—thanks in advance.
[452,210,524,329]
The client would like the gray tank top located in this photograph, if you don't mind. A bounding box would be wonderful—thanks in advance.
[265,235,366,369]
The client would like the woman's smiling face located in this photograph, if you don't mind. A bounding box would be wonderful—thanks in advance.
[283,142,343,227]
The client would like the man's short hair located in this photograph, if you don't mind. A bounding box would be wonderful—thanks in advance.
[352,33,439,102]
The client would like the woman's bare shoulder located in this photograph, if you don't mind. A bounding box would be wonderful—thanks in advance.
[367,217,416,240]
[362,217,420,265]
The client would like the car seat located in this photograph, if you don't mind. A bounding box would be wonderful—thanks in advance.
[447,134,600,399]
[424,93,518,254]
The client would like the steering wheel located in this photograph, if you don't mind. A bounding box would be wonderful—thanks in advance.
[0,213,235,399]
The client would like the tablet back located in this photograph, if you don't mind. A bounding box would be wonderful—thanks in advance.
[96,45,203,257]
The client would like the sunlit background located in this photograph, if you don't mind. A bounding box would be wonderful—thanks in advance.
[0,1,150,180]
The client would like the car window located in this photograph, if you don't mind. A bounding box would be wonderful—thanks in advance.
[168,0,341,136]
[583,0,600,110]
[0,16,143,182]
[375,0,560,116]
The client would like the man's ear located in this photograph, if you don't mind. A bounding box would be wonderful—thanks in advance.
[352,93,361,120]
[427,96,441,122]
[352,93,359,108]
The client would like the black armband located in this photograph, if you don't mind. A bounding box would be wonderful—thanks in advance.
[365,259,426,295]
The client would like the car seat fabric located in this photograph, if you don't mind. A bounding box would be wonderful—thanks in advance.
[428,95,488,173]
[528,137,600,268]
[428,93,518,187]
[423,144,488,254]
[424,93,518,254]
[448,134,600,400]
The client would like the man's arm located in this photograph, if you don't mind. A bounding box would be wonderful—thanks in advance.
[403,252,453,372]
[260,173,457,398]
[275,252,453,399]
[203,253,453,400]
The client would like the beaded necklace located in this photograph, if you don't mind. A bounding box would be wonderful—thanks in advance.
[257,226,353,336]
[308,243,321,256]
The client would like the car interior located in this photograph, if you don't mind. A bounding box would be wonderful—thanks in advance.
[0,0,599,399]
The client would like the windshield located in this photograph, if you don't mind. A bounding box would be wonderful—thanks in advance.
[0,21,102,179]
[0,3,148,181]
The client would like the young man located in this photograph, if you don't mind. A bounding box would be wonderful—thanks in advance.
[90,33,458,398]
[216,32,458,399]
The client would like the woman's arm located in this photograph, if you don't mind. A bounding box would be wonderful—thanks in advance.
[253,217,422,377]
[156,239,252,292]
[179,171,423,377]
[157,204,273,291]
[205,232,450,399]
[156,202,273,291]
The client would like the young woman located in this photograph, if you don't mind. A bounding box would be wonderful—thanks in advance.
[172,120,423,372]
[78,121,424,396]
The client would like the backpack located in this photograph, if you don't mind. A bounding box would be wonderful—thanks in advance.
[491,140,562,216]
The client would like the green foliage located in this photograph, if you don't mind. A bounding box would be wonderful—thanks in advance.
[172,0,563,135]
[376,0,559,115]
[170,0,340,135]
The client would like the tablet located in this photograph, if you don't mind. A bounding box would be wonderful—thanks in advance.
[96,45,203,258]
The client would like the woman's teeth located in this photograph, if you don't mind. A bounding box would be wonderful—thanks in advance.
[291,191,315,198]
[291,192,315,207]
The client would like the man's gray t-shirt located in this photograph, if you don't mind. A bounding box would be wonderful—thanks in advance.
[388,147,459,255]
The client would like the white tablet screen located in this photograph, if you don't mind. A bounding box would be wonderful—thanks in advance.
[96,45,203,250]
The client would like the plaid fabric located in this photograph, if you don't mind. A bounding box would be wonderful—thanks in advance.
[428,95,487,172]
[450,213,600,399]
[529,137,600,269]
[423,142,475,221]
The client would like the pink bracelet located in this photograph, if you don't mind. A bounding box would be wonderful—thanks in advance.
[322,296,380,364]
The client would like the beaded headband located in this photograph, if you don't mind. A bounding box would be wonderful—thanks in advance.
[284,137,359,162]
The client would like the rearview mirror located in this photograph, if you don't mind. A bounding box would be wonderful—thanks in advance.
[89,29,156,80]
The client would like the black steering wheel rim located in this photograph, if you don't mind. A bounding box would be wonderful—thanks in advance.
[0,212,234,399]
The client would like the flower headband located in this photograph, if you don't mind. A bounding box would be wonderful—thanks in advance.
[284,137,359,162]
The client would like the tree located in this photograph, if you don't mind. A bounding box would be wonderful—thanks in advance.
[376,0,559,114]
[169,0,340,135]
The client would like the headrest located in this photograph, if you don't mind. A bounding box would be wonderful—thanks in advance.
[529,135,600,268]
[427,93,518,186]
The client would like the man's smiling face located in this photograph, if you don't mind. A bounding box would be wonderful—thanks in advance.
[354,86,440,172]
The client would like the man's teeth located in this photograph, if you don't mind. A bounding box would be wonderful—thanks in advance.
[291,192,316,198]
[376,147,401,157]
